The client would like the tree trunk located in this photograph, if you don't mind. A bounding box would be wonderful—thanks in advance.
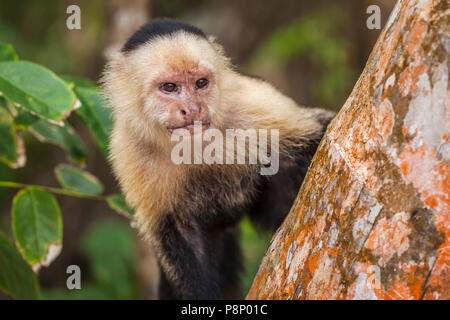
[247,0,449,300]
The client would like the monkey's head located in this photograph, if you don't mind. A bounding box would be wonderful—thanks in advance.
[102,19,230,146]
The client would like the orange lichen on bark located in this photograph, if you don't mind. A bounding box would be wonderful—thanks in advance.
[406,19,428,57]
[346,262,382,299]
[398,63,427,97]
[365,212,411,266]
[247,0,448,300]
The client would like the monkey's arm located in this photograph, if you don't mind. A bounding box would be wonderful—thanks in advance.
[248,155,310,231]
[152,214,221,299]
[248,108,335,231]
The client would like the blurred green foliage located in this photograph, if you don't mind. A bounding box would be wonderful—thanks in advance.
[42,219,139,300]
[240,218,272,294]
[0,1,105,76]
[248,6,356,105]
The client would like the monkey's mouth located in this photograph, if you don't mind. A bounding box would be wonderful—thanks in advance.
[167,122,210,135]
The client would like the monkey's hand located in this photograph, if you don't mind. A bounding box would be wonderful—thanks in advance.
[152,214,221,300]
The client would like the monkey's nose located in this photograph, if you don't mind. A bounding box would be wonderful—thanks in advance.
[179,108,189,117]
[178,105,202,120]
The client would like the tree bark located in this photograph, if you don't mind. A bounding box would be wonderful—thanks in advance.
[247,0,449,300]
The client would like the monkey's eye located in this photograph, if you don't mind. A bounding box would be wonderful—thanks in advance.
[195,78,209,89]
[161,83,178,93]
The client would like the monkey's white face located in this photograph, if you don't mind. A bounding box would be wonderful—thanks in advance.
[107,32,224,138]
[145,62,217,135]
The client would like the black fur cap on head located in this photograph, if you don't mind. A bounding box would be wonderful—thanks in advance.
[121,18,207,53]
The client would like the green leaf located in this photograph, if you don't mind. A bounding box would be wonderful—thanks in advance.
[0,42,18,62]
[13,106,40,130]
[0,61,76,122]
[0,96,8,110]
[62,75,97,89]
[0,106,17,165]
[106,194,134,218]
[61,76,112,157]
[55,164,104,196]
[0,231,40,299]
[29,119,87,164]
[12,187,63,267]
[74,86,112,157]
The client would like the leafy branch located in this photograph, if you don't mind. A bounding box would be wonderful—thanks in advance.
[0,181,106,201]
[0,42,133,300]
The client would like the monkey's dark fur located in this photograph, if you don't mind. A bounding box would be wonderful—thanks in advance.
[103,18,335,300]
[122,19,207,53]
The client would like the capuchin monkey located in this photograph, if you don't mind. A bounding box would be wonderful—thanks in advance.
[102,18,335,300]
